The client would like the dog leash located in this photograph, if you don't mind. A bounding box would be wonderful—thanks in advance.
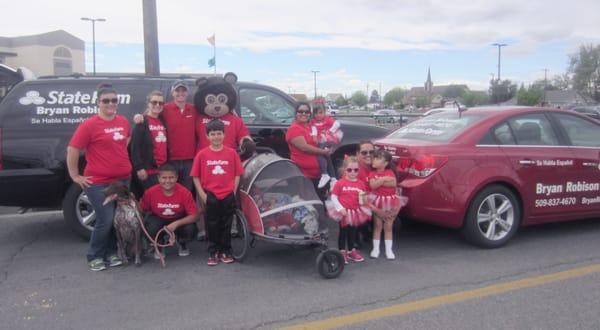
[131,197,176,268]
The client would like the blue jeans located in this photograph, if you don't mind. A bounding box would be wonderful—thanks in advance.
[318,142,336,177]
[85,180,127,262]
[171,159,194,192]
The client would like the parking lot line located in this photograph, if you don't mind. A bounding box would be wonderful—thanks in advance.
[283,263,600,330]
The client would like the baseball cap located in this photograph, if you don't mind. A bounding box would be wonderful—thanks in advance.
[171,80,188,92]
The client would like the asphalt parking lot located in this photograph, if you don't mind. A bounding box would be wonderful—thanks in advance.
[2,210,600,329]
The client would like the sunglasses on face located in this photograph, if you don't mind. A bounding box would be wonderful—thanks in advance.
[360,150,374,156]
[150,100,164,106]
[100,98,119,104]
[296,110,311,114]
[345,168,359,173]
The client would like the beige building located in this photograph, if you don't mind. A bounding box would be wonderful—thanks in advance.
[0,30,85,77]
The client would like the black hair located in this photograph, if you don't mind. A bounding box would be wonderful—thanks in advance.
[372,149,399,181]
[158,163,177,175]
[295,101,312,113]
[356,140,374,154]
[312,103,325,115]
[206,118,225,134]
[96,83,117,98]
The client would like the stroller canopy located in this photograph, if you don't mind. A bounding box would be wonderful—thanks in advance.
[239,153,326,237]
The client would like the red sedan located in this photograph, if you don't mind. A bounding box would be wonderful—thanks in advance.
[374,106,600,248]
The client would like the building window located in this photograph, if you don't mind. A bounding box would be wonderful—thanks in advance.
[53,47,72,75]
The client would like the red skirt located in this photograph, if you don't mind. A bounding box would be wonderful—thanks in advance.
[325,200,371,227]
[368,193,408,212]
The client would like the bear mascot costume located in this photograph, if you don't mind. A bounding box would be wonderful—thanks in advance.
[194,72,256,160]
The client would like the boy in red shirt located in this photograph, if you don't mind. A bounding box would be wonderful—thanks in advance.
[191,119,244,266]
[140,163,199,259]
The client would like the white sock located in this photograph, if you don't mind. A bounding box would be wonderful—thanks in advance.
[370,239,380,258]
[385,240,395,260]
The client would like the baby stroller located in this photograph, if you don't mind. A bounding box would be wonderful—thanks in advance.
[230,153,344,279]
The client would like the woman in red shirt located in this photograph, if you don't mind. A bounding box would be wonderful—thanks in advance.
[67,83,131,272]
[285,102,332,194]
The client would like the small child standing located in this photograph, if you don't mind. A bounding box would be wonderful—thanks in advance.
[191,119,244,266]
[368,150,406,260]
[311,104,343,189]
[325,156,371,263]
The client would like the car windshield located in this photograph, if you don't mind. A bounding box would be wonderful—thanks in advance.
[388,112,483,142]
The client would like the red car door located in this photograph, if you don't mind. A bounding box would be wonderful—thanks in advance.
[498,113,579,222]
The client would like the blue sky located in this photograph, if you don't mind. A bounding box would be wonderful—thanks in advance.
[3,0,599,97]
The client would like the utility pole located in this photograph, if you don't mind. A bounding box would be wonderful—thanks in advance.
[311,70,319,101]
[142,0,160,76]
[379,81,382,105]
[492,43,507,81]
[80,17,105,75]
[543,68,549,104]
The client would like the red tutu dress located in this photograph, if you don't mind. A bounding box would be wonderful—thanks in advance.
[325,178,372,227]
[367,169,408,212]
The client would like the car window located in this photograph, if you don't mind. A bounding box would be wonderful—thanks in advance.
[491,122,516,145]
[507,113,558,146]
[388,112,483,142]
[239,88,295,124]
[552,113,600,147]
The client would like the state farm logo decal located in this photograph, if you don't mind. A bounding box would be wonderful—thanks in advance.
[105,127,126,141]
[19,91,46,105]
[155,131,166,143]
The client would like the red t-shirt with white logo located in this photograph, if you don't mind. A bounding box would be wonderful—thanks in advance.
[196,113,250,150]
[285,121,320,179]
[190,146,244,200]
[140,183,197,220]
[357,164,372,188]
[161,102,197,160]
[331,178,367,209]
[368,169,397,196]
[147,116,167,174]
[310,116,336,135]
[69,115,131,184]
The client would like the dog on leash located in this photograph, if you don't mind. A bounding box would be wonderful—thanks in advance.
[103,182,143,266]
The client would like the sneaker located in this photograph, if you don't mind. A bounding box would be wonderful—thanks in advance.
[153,247,165,260]
[317,174,331,189]
[340,250,349,264]
[348,248,365,262]
[178,242,190,257]
[219,252,234,264]
[107,255,123,267]
[370,249,380,259]
[386,250,396,260]
[88,258,107,272]
[207,253,218,266]
[196,231,206,241]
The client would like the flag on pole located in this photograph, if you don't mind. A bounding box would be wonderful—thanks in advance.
[208,57,216,68]
[207,34,215,46]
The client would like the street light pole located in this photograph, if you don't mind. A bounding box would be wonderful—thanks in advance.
[311,70,319,101]
[81,17,106,75]
[492,43,507,81]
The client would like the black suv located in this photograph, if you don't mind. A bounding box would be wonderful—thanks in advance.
[0,75,388,238]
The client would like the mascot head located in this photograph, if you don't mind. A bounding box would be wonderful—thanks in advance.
[194,72,238,118]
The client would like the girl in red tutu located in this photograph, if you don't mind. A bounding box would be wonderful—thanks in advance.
[325,156,371,263]
[368,150,407,260]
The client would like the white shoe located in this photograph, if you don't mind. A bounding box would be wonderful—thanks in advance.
[385,250,395,260]
[370,249,379,259]
[317,174,331,188]
[153,247,165,260]
[177,242,190,257]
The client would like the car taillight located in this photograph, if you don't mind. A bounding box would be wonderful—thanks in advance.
[396,154,448,177]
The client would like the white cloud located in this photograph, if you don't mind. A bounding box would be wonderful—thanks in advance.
[295,50,322,57]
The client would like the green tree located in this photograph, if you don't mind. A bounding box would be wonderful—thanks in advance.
[552,74,572,91]
[569,44,600,102]
[369,90,380,103]
[335,96,348,107]
[442,85,468,98]
[351,91,368,107]
[462,90,489,107]
[489,79,517,104]
[415,95,430,108]
[383,87,406,107]
[517,84,544,106]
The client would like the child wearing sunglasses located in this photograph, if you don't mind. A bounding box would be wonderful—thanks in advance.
[130,90,168,190]
[325,156,371,263]
[368,150,407,260]
[310,104,343,189]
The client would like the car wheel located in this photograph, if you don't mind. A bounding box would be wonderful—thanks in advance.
[63,183,94,240]
[461,184,521,248]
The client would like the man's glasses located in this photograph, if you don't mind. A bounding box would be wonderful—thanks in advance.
[296,110,311,114]
[100,98,118,104]
[150,100,165,106]
[345,168,359,173]
[360,150,374,156]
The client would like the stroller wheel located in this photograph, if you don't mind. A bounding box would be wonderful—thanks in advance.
[316,249,344,279]
[231,210,250,262]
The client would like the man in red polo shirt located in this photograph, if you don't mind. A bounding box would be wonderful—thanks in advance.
[140,163,199,259]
